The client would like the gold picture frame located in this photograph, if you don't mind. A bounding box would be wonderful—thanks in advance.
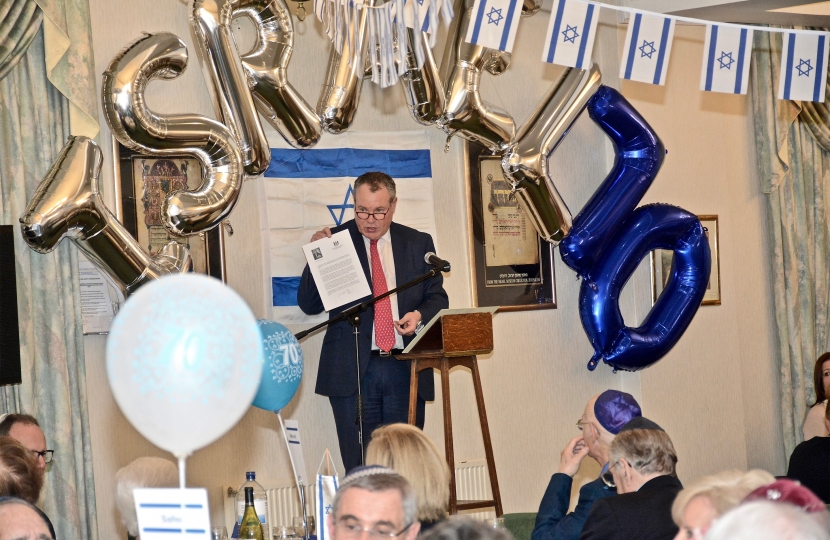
[651,214,720,306]
[464,141,556,311]
[112,139,227,282]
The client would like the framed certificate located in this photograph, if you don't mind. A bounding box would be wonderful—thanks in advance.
[113,140,227,282]
[464,141,556,311]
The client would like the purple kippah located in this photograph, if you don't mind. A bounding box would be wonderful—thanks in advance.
[594,390,642,434]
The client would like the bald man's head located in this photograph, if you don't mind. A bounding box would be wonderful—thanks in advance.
[0,498,51,540]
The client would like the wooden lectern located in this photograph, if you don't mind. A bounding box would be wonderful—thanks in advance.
[398,308,502,516]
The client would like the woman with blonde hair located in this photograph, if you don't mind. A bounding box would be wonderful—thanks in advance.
[670,469,775,539]
[366,423,450,531]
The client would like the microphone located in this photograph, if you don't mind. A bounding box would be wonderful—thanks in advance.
[424,252,451,272]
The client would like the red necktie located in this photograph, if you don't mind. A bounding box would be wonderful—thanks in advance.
[370,239,396,352]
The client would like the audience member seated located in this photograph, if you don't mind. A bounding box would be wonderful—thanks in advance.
[0,497,53,540]
[366,423,450,533]
[788,398,830,502]
[532,390,641,540]
[743,478,829,518]
[116,457,179,540]
[705,501,830,540]
[579,417,681,540]
[670,469,774,539]
[328,465,421,540]
[803,352,830,440]
[0,414,51,471]
[0,436,55,538]
[420,517,513,540]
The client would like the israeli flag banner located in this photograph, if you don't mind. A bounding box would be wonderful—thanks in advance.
[404,0,437,33]
[619,12,676,85]
[700,25,753,95]
[542,0,599,69]
[778,31,830,103]
[262,130,437,324]
[465,0,522,53]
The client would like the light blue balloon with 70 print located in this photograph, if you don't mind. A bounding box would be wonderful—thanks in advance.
[252,319,304,412]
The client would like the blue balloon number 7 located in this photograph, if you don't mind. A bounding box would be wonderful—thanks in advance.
[559,86,711,372]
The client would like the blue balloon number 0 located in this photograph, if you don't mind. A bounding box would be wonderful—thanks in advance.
[559,86,711,372]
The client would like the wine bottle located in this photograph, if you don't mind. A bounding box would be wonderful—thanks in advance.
[239,487,264,540]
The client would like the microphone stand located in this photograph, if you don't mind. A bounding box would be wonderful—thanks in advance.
[294,266,447,466]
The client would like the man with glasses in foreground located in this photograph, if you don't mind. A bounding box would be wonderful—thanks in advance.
[0,414,53,471]
[328,465,420,540]
[298,172,448,472]
[531,390,642,540]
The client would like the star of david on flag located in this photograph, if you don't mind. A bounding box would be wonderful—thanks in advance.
[262,130,437,324]
[619,12,676,85]
[542,0,599,69]
[465,0,522,52]
[402,0,442,34]
[778,31,830,102]
[700,25,753,95]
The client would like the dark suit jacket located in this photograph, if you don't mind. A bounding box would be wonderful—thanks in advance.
[532,473,617,540]
[297,219,449,399]
[787,436,830,503]
[579,475,682,540]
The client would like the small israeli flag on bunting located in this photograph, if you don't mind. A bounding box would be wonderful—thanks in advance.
[700,25,753,94]
[542,0,599,68]
[778,31,830,103]
[465,0,522,53]
[619,12,676,85]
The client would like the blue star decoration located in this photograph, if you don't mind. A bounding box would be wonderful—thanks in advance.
[327,184,354,226]
[325,505,333,514]
[717,51,734,70]
[797,58,814,77]
[487,7,503,26]
[639,40,656,59]
[561,24,579,44]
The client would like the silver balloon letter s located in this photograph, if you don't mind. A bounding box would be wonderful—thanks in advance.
[502,66,601,244]
[102,32,244,237]
[438,0,515,152]
[20,137,192,297]
[236,0,322,148]
[191,0,271,175]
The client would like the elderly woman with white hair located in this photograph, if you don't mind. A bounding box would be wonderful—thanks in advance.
[115,457,179,540]
[580,417,682,540]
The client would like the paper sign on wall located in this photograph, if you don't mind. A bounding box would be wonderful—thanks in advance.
[134,488,211,540]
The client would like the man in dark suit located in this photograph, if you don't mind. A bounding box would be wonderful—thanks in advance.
[579,417,682,540]
[298,172,448,472]
[532,390,642,540]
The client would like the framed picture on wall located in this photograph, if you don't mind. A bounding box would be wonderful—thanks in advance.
[113,140,227,282]
[651,214,720,306]
[464,141,556,311]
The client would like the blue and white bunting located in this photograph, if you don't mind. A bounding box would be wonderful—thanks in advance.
[778,31,830,103]
[464,0,522,53]
[700,25,752,95]
[619,13,676,85]
[541,0,599,68]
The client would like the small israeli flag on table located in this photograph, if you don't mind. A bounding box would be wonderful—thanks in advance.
[542,0,599,68]
[700,25,752,95]
[619,12,676,85]
[465,0,522,53]
[778,31,830,103]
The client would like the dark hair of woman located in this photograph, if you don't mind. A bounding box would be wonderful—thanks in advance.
[813,352,830,406]
[0,436,43,504]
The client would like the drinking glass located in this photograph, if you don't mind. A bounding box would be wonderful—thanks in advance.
[484,517,504,529]
[293,516,316,537]
[211,527,229,540]
[273,525,297,540]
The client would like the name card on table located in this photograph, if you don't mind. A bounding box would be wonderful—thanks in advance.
[134,488,211,539]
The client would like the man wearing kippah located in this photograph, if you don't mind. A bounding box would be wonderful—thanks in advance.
[531,390,642,540]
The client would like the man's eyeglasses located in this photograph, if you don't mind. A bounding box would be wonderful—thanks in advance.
[576,419,591,431]
[355,210,390,221]
[30,449,54,464]
[334,520,412,539]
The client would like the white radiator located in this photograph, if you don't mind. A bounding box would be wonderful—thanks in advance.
[223,459,494,532]
[454,459,496,521]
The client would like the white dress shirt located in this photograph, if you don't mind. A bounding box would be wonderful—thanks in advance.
[363,230,405,351]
